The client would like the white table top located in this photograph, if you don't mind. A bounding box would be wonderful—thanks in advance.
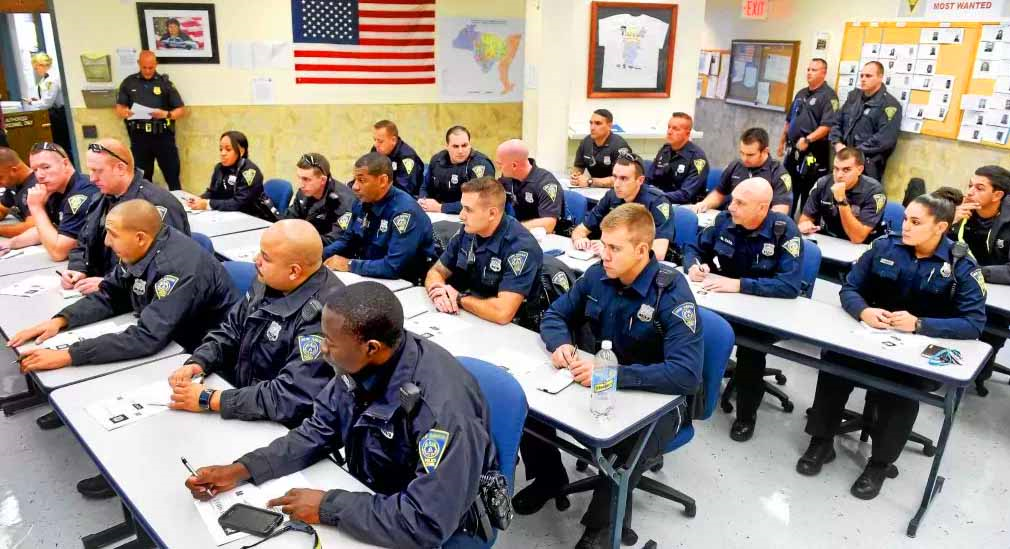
[0,245,67,277]
[540,233,600,273]
[427,212,460,224]
[557,177,609,202]
[985,281,1010,316]
[805,233,868,266]
[210,229,267,262]
[333,270,413,292]
[0,268,82,337]
[49,355,378,549]
[394,287,683,447]
[187,210,273,238]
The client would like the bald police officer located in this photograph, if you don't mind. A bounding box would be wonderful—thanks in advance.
[496,139,566,234]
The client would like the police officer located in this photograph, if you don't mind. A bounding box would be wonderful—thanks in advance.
[284,153,356,245]
[185,130,279,222]
[779,58,839,214]
[371,119,424,196]
[947,165,1010,396]
[116,50,186,191]
[572,153,676,260]
[0,147,38,238]
[684,178,804,442]
[26,53,72,160]
[1,142,99,259]
[829,61,901,181]
[185,282,501,548]
[518,203,703,549]
[323,152,435,282]
[167,220,343,427]
[570,109,631,189]
[647,112,709,205]
[418,125,495,214]
[692,128,793,215]
[64,139,190,295]
[9,199,238,495]
[798,147,885,244]
[799,194,986,500]
[495,139,566,234]
[425,176,544,330]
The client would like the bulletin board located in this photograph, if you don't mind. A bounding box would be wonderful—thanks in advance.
[726,40,800,112]
[698,48,730,99]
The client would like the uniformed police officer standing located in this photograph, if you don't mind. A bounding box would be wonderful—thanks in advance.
[371,119,424,196]
[947,165,1010,396]
[425,176,544,330]
[115,51,186,191]
[26,53,72,160]
[570,109,631,189]
[323,152,435,282]
[418,125,496,214]
[1,143,99,259]
[167,220,343,427]
[185,131,279,222]
[798,147,885,244]
[572,154,676,260]
[647,112,710,205]
[0,147,39,238]
[495,139,566,234]
[799,194,986,500]
[684,178,804,442]
[284,153,356,245]
[185,282,501,548]
[518,204,703,549]
[778,59,839,214]
[64,139,190,295]
[829,61,901,181]
[9,199,238,496]
[692,128,793,215]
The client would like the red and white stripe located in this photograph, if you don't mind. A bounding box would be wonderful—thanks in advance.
[294,1,436,85]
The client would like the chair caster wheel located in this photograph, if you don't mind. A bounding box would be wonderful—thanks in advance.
[922,444,936,457]
[782,401,794,413]
[775,373,787,385]
[683,503,697,517]
[555,495,570,511]
[721,402,734,413]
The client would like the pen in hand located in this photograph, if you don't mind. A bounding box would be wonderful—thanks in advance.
[182,457,216,497]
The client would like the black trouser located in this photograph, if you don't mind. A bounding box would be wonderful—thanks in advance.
[805,351,941,465]
[130,132,181,191]
[519,414,673,530]
[783,145,828,216]
[977,323,1008,384]
[732,326,780,422]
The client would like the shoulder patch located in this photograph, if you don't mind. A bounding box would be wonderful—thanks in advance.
[656,202,670,221]
[154,275,179,299]
[884,106,898,121]
[418,429,450,474]
[402,158,415,175]
[471,165,486,178]
[780,172,793,192]
[337,211,352,230]
[507,250,529,276]
[298,335,324,361]
[392,212,411,234]
[67,194,88,215]
[873,193,886,213]
[551,271,571,293]
[672,303,697,334]
[783,236,802,258]
[971,268,987,296]
[830,98,840,111]
[155,205,168,220]
[693,158,707,173]
[242,169,257,185]
[543,183,559,202]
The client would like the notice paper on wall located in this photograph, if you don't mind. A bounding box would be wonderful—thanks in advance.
[251,77,274,105]
[194,472,309,546]
[85,380,172,431]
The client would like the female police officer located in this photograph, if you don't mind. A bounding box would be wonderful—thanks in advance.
[186,130,279,221]
[797,193,986,500]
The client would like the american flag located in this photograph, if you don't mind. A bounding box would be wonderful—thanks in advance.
[291,0,436,85]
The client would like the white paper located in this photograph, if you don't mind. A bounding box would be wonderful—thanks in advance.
[914,60,937,76]
[862,43,881,58]
[397,289,431,320]
[958,124,983,142]
[494,348,549,377]
[975,59,1010,79]
[894,59,915,75]
[900,118,923,133]
[28,320,132,352]
[0,274,60,297]
[839,61,858,75]
[921,28,943,44]
[839,75,857,89]
[982,126,1010,145]
[895,88,911,103]
[228,41,253,70]
[127,103,156,121]
[960,94,988,110]
[763,54,791,83]
[898,44,918,58]
[716,53,731,99]
[983,109,1010,127]
[997,77,1010,94]
[756,81,770,105]
[923,104,948,121]
[0,245,47,261]
[965,110,986,127]
[977,41,1010,61]
[116,47,138,78]
[223,245,259,263]
[84,380,172,431]
[907,104,926,120]
[942,28,964,44]
[911,74,933,90]
[992,92,1010,110]
[251,77,274,105]
[743,65,758,87]
[405,312,471,342]
[878,44,898,60]
[929,90,952,107]
[982,25,1001,43]
[194,472,309,546]
[731,60,746,82]
[917,43,939,60]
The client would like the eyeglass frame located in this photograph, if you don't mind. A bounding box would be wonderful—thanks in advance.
[88,143,130,166]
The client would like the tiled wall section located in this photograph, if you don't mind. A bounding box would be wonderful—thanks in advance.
[71,103,523,194]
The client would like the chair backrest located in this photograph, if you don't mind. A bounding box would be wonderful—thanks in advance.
[697,308,734,421]
[563,190,588,227]
[800,240,821,298]
[882,201,904,233]
[641,158,653,177]
[706,167,723,192]
[263,179,294,215]
[191,232,214,254]
[673,206,698,253]
[457,356,528,494]
[222,261,257,295]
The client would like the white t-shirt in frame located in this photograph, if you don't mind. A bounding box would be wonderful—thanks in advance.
[597,13,669,89]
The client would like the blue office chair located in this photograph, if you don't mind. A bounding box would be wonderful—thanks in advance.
[263,179,293,215]
[673,206,698,263]
[641,158,653,177]
[706,167,723,192]
[222,261,257,295]
[191,232,214,255]
[882,201,904,233]
[563,190,589,228]
[799,240,821,299]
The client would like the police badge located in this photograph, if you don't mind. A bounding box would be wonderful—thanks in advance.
[762,243,776,256]
[940,262,951,278]
[242,169,257,185]
[507,251,528,276]
[379,219,389,233]
[67,194,89,215]
[603,155,611,166]
[672,303,697,333]
[489,257,502,272]
[636,303,654,322]
[543,183,559,202]
[298,335,324,361]
[266,321,281,341]
[677,164,686,174]
[450,174,459,185]
[132,278,147,295]
[402,158,415,174]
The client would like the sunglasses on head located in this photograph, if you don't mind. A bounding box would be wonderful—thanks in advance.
[616,150,643,168]
[30,141,67,159]
[88,143,129,166]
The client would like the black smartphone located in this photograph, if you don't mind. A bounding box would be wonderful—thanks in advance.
[218,503,284,536]
[921,344,946,358]
[544,248,565,257]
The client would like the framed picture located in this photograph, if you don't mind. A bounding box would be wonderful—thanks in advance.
[587,2,678,98]
[136,2,219,64]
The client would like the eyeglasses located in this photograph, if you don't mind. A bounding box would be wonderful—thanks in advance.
[30,141,67,159]
[300,153,329,176]
[88,143,129,166]
[616,150,643,168]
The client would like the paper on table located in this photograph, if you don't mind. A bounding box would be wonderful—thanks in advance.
[0,273,60,297]
[194,472,309,546]
[405,312,470,342]
[29,320,131,352]
[397,289,432,320]
[127,103,156,121]
[493,348,550,377]
[1,245,47,260]
[84,380,172,431]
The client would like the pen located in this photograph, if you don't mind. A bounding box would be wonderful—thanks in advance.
[55,270,64,277]
[181,457,198,477]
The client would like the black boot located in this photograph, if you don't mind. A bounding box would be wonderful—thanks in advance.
[796,437,836,476]
[512,478,570,515]
[36,410,64,430]
[77,474,116,499]
[575,526,611,549]
[729,418,755,442]
[851,461,890,500]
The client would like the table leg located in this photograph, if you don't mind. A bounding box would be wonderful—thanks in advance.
[603,421,657,549]
[0,375,46,416]
[906,386,963,538]
[82,501,155,549]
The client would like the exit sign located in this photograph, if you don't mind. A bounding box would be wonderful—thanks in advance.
[742,0,769,19]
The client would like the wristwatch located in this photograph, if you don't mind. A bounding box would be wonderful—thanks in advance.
[837,198,850,206]
[456,291,470,309]
[587,177,594,187]
[914,319,923,334]
[198,388,217,411]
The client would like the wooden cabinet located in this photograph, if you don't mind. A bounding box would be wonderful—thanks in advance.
[3,109,52,159]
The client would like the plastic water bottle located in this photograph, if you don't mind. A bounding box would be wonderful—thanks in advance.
[591,340,618,419]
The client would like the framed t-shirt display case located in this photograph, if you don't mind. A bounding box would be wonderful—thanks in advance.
[586,2,678,98]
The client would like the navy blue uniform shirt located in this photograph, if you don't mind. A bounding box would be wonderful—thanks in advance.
[647,141,710,205]
[802,174,885,243]
[284,178,357,246]
[202,158,278,222]
[581,183,676,242]
[573,133,631,179]
[829,86,902,179]
[501,159,565,224]
[439,214,543,299]
[715,157,793,211]
[420,149,495,214]
[372,139,424,196]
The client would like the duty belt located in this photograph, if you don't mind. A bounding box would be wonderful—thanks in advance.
[127,119,172,135]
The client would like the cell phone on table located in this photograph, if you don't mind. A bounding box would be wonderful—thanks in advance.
[920,344,946,358]
[218,503,284,536]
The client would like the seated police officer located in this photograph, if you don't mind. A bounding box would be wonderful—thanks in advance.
[167,220,343,426]
[798,147,886,244]
[1,143,99,260]
[496,139,565,234]
[284,153,356,246]
[570,109,631,189]
[425,176,544,329]
[799,194,986,500]
[0,147,39,237]
[186,130,279,222]
[323,152,435,281]
[9,199,238,496]
[64,139,190,295]
[647,112,709,205]
[518,204,703,549]
[948,165,1010,396]
[572,153,675,261]
[684,177,803,442]
[692,128,793,215]
[185,282,500,548]
[419,125,495,214]
[371,119,424,196]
